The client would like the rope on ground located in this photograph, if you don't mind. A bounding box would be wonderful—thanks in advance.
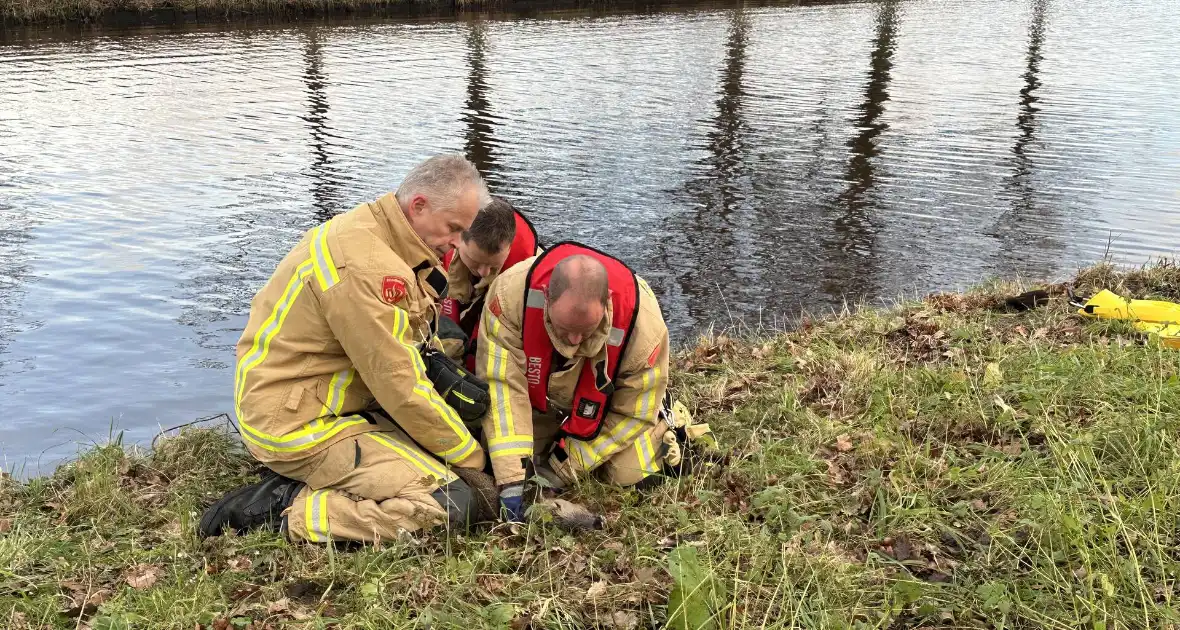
[151,413,238,450]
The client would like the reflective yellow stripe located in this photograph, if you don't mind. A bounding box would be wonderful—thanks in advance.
[587,418,646,461]
[451,391,475,405]
[488,435,532,459]
[435,430,480,463]
[367,433,457,483]
[240,415,370,453]
[317,368,355,418]
[571,366,662,469]
[633,366,661,422]
[566,439,598,469]
[235,259,314,417]
[310,223,340,292]
[306,489,330,542]
[639,433,660,474]
[486,316,515,438]
[390,308,475,462]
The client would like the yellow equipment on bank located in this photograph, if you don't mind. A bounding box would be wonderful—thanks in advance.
[1076,289,1180,349]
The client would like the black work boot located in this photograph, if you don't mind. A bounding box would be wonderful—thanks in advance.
[198,471,303,539]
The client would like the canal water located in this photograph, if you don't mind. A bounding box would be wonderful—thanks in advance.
[1,0,1178,472]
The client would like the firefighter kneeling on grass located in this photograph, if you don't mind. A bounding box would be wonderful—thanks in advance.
[479,242,715,521]
[198,155,498,543]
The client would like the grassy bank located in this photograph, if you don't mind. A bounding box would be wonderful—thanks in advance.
[1,0,450,26]
[1,0,762,27]
[4,260,1180,629]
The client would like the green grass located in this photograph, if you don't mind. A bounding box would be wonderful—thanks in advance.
[4,259,1180,629]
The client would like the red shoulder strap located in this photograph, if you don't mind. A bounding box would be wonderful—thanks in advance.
[520,242,640,440]
[503,210,540,272]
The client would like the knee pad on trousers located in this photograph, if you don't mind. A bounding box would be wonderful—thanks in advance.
[431,479,474,526]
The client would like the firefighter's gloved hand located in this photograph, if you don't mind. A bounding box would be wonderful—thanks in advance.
[436,315,468,343]
[658,398,720,477]
[435,317,470,363]
[423,348,489,422]
[499,483,525,523]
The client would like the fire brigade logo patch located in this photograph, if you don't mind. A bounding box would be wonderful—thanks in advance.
[489,295,502,317]
[381,276,408,305]
[577,399,601,419]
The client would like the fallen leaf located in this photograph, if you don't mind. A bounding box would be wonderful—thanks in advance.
[124,565,163,590]
[983,363,1003,389]
[608,610,639,630]
[266,598,290,615]
[212,619,229,630]
[635,567,659,585]
[826,460,846,485]
[509,612,533,630]
[993,396,1016,416]
[62,604,98,621]
[586,581,608,602]
[59,580,111,619]
[971,499,988,512]
[59,579,88,595]
[0,518,11,534]
[892,537,913,562]
[231,584,260,602]
[834,434,853,452]
[227,556,253,572]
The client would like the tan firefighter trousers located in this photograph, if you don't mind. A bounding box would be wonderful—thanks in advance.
[266,422,469,544]
[531,414,671,487]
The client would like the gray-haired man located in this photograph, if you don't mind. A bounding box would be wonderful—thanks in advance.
[200,154,496,543]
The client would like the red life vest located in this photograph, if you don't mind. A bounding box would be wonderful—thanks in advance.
[521,242,640,440]
[440,210,540,369]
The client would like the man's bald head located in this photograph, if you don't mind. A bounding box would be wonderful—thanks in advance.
[546,255,609,347]
[549,255,609,305]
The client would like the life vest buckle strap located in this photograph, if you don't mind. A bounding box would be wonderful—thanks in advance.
[593,359,611,392]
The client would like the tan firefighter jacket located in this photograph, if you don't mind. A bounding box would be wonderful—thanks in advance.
[476,258,670,485]
[441,245,543,362]
[440,254,496,361]
[444,253,492,310]
[234,193,485,470]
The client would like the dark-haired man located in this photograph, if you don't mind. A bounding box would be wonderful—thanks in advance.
[439,196,540,369]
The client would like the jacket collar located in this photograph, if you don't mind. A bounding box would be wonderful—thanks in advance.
[446,253,497,304]
[371,193,440,273]
[371,193,448,299]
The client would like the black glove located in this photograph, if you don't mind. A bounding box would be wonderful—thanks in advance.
[422,347,490,423]
[436,316,470,345]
